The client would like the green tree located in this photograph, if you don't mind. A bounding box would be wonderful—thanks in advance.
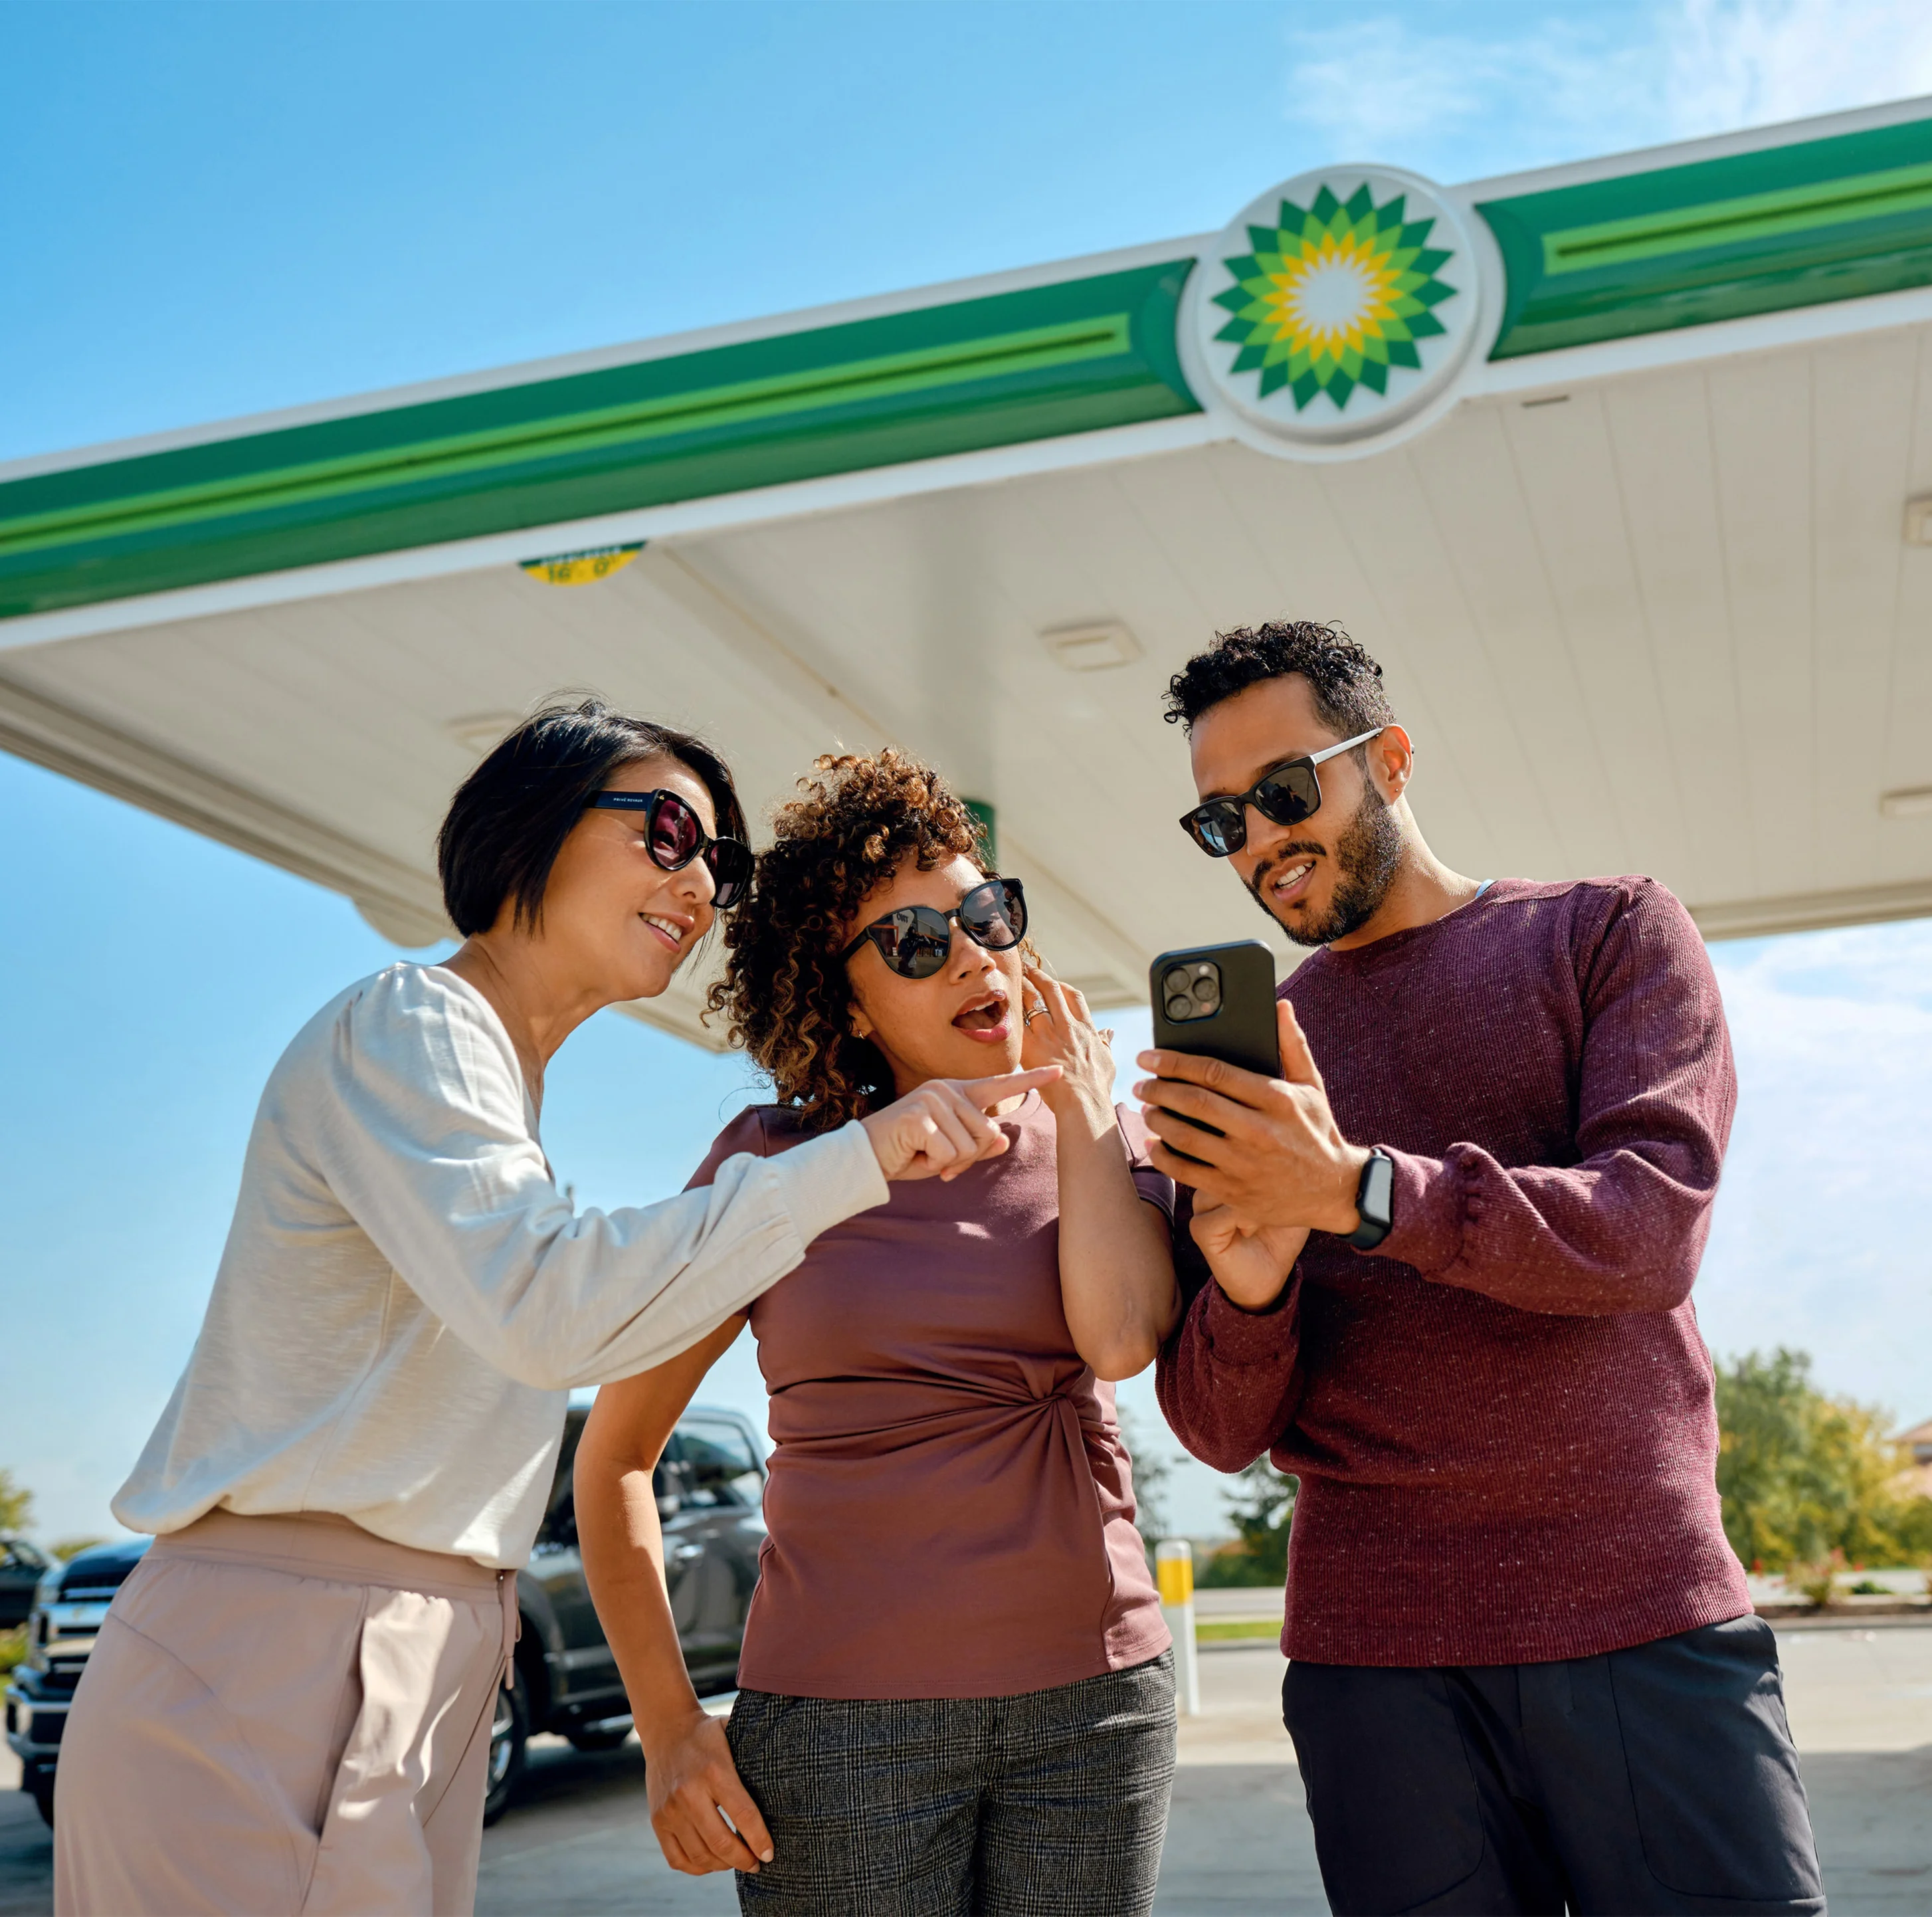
[0,1469,33,1535]
[1199,1455,1297,1587]
[1715,1349,1932,1572]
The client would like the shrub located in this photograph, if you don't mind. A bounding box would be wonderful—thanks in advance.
[1786,1550,1846,1609]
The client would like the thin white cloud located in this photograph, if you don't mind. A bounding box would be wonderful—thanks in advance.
[1664,0,1932,139]
[1284,1,1932,179]
[1284,15,1650,168]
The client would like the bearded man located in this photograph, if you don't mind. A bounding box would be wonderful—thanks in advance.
[1142,622,1823,1917]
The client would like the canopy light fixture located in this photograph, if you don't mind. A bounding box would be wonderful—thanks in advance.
[1042,622,1142,672]
[1906,497,1932,546]
[1878,786,1932,820]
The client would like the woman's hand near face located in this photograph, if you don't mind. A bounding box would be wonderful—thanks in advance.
[1019,963,1116,1129]
[860,1066,1062,1181]
[1190,1200,1309,1313]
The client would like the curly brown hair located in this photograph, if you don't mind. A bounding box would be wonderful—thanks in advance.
[706,750,990,1133]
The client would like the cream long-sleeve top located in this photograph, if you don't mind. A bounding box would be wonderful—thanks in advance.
[114,963,889,1568]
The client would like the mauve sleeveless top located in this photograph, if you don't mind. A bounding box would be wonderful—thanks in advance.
[686,1092,1173,1700]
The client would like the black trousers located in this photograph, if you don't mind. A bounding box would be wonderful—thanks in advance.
[1282,1615,1825,1916]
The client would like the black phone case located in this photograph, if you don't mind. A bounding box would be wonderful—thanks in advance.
[1147,942,1280,1159]
[1149,939,1280,1078]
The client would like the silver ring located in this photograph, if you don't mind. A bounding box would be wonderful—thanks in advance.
[1023,1006,1048,1025]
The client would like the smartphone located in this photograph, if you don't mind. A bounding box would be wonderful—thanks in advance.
[1147,940,1280,1155]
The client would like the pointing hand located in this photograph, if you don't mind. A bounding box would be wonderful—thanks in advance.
[861,1066,1062,1181]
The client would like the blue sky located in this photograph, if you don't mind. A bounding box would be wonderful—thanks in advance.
[4,0,1931,1542]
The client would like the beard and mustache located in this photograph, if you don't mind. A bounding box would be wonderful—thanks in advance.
[1246,778,1404,947]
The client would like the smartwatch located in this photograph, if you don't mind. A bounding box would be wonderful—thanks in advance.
[1347,1149,1394,1252]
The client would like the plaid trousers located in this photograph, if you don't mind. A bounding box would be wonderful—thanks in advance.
[725,1651,1177,1916]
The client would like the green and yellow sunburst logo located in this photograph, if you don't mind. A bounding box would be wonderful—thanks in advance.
[1213,183,1457,411]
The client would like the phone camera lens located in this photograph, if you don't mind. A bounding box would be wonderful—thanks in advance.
[1163,967,1191,997]
[1165,994,1193,1022]
[1192,976,1219,1004]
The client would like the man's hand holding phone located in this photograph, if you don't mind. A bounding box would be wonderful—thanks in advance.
[1136,999,1370,1239]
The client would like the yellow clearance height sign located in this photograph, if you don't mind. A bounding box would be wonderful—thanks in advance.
[518,542,645,587]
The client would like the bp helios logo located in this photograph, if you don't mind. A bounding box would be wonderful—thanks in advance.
[1187,167,1482,453]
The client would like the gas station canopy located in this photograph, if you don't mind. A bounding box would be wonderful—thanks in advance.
[5,98,1932,1043]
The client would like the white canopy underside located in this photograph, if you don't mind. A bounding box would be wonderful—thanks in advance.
[3,314,1930,1045]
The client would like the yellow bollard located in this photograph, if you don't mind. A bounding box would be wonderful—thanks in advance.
[1155,1538,1201,1716]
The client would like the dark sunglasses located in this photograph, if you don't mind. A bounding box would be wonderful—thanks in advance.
[840,877,1027,979]
[1179,728,1385,858]
[586,789,753,909]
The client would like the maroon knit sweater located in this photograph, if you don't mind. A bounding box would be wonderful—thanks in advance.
[1155,876,1752,1667]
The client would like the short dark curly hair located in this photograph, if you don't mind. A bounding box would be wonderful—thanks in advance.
[1163,621,1395,740]
[706,750,991,1133]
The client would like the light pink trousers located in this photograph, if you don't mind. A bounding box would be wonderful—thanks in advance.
[54,1510,516,1917]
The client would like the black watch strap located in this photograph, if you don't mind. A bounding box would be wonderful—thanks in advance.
[1347,1149,1394,1252]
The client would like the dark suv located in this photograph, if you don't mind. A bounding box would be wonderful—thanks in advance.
[5,1403,767,1827]
[486,1400,767,1819]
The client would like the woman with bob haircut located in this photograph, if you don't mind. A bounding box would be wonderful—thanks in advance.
[575,749,1267,1916]
[56,703,1050,1917]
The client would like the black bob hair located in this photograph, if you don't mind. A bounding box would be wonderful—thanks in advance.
[1163,620,1395,740]
[436,698,747,938]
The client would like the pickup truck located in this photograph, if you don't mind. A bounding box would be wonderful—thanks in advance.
[5,1402,767,1827]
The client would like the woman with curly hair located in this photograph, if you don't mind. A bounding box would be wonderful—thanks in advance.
[574,749,1197,1915]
